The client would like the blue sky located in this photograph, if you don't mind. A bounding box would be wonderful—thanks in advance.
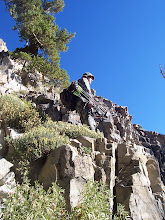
[0,0,165,134]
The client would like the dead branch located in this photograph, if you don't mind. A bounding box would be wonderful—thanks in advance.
[160,64,165,79]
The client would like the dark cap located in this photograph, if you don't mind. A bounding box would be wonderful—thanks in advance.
[82,72,94,80]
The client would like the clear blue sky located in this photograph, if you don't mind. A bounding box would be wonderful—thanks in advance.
[0,0,165,134]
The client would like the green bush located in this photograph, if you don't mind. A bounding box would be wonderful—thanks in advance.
[1,180,111,220]
[7,125,70,162]
[114,204,131,220]
[43,120,103,139]
[72,181,112,219]
[1,179,129,220]
[6,124,70,178]
[1,180,68,220]
[0,95,41,132]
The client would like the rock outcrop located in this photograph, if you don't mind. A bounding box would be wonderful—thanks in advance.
[0,39,165,219]
[38,144,95,211]
[0,39,8,53]
[0,140,16,215]
[116,143,164,219]
[0,39,27,94]
[0,159,15,199]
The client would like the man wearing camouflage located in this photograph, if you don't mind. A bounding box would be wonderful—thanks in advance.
[75,72,96,130]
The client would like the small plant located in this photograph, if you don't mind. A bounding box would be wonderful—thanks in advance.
[0,95,41,132]
[114,203,132,220]
[81,145,92,155]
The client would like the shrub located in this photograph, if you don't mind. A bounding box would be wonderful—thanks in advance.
[0,95,41,132]
[71,181,112,219]
[7,125,70,162]
[1,180,68,220]
[43,120,103,139]
[6,124,70,178]
[1,179,129,220]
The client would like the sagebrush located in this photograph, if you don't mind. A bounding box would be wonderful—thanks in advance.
[0,95,41,132]
[43,120,103,139]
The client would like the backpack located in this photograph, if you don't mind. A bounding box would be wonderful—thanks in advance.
[60,82,78,111]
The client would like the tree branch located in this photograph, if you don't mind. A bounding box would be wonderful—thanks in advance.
[160,64,165,79]
[33,32,44,48]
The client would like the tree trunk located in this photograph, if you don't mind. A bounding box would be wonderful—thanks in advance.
[28,36,38,56]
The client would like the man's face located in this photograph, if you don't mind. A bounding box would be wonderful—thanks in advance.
[87,77,93,84]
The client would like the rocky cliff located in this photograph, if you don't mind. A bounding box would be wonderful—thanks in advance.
[0,39,165,219]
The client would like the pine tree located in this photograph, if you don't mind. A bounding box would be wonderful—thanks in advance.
[3,0,75,88]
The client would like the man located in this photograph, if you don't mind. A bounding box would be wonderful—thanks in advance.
[75,72,96,130]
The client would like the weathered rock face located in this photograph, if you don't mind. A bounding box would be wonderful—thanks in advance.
[38,144,95,211]
[0,39,48,95]
[134,124,165,184]
[0,39,165,219]
[116,143,165,219]
[0,123,20,212]
[0,39,8,52]
[54,99,165,218]
[61,96,165,186]
[0,49,27,94]
[61,96,139,144]
[95,97,138,143]
[0,158,16,208]
[22,91,62,122]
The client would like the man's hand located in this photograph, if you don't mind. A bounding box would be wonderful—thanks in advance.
[72,80,78,90]
[105,111,110,118]
[88,102,93,108]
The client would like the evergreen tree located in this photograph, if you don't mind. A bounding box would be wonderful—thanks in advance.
[3,0,75,88]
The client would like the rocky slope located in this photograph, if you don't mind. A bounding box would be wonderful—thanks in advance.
[0,39,165,219]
